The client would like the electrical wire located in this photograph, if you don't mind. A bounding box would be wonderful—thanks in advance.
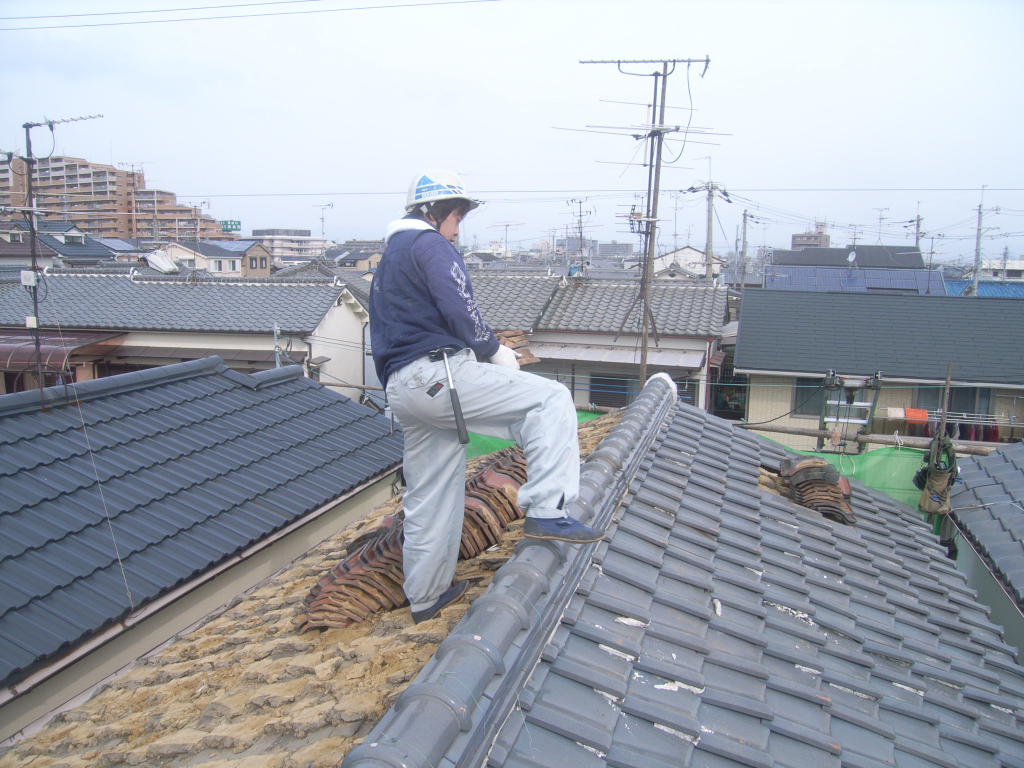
[0,0,324,21]
[740,381,825,426]
[664,62,696,166]
[0,0,498,31]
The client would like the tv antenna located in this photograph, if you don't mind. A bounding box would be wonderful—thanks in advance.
[581,57,710,392]
[487,221,524,258]
[19,113,103,406]
[315,203,333,254]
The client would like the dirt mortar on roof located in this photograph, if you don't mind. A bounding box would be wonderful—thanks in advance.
[0,411,622,768]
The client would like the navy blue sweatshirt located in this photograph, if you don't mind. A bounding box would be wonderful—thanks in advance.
[369,220,499,386]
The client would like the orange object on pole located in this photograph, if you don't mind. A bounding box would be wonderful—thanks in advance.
[905,408,929,424]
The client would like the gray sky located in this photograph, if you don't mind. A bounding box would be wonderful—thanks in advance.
[2,0,1022,263]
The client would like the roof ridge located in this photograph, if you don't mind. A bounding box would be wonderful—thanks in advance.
[0,357,227,417]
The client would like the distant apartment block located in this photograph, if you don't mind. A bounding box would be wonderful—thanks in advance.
[251,229,332,262]
[556,237,597,256]
[597,240,634,258]
[791,221,830,250]
[0,155,230,241]
[980,257,1024,282]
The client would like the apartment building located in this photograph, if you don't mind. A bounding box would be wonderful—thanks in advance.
[250,229,333,263]
[0,155,229,241]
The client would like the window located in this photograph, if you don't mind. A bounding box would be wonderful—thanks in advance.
[260,257,267,269]
[214,259,223,271]
[9,233,23,243]
[229,259,238,272]
[66,235,84,244]
[250,257,257,269]
[793,377,825,417]
[917,385,991,415]
[589,373,632,408]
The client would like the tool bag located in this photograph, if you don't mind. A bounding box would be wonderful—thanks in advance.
[915,433,957,516]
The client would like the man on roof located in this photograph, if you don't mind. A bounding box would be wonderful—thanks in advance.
[369,169,602,623]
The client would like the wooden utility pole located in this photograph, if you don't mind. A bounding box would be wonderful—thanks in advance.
[581,57,710,394]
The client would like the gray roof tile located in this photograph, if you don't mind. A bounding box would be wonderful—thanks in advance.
[0,274,344,333]
[735,289,1024,385]
[342,377,1024,768]
[953,442,1024,609]
[0,357,401,689]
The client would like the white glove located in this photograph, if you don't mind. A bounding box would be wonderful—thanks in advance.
[489,344,520,370]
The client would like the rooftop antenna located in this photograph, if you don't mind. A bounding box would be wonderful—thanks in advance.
[581,56,711,393]
[873,207,889,245]
[487,221,524,259]
[315,203,333,255]
[20,113,103,406]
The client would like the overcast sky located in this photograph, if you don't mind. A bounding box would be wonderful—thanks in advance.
[2,0,1022,263]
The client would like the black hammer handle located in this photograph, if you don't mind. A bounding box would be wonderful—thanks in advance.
[441,351,470,444]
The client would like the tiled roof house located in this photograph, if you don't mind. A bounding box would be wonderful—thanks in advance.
[734,290,1024,451]
[343,375,1024,768]
[0,274,373,403]
[0,357,402,739]
[471,275,729,410]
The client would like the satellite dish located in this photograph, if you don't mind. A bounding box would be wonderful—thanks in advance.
[847,250,857,263]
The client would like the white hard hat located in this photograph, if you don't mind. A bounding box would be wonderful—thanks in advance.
[405,169,482,212]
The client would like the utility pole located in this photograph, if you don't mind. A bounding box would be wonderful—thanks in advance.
[19,114,102,404]
[583,56,710,394]
[972,186,986,297]
[740,209,749,286]
[705,184,715,278]
[913,204,923,249]
[1001,245,1009,285]
[683,180,729,279]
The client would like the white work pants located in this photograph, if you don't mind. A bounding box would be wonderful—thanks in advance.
[386,349,579,612]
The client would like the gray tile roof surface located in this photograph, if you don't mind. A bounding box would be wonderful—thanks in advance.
[773,246,926,270]
[175,239,259,256]
[0,357,402,690]
[539,280,727,336]
[0,274,344,333]
[734,290,1024,385]
[470,274,563,331]
[759,265,946,294]
[0,240,60,259]
[10,222,116,261]
[952,442,1024,609]
[344,377,1024,768]
[343,277,372,310]
[273,259,366,281]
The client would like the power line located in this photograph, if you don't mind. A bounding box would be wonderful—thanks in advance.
[173,187,1024,199]
[0,0,324,21]
[0,0,497,31]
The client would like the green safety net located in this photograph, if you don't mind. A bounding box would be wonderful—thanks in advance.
[466,409,607,459]
[796,446,927,508]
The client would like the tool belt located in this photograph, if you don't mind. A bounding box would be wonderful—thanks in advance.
[427,346,462,362]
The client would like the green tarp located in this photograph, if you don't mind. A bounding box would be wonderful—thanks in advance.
[466,409,607,459]
[797,446,926,508]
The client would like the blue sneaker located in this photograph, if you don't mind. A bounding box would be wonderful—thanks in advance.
[523,515,604,543]
[410,580,469,624]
